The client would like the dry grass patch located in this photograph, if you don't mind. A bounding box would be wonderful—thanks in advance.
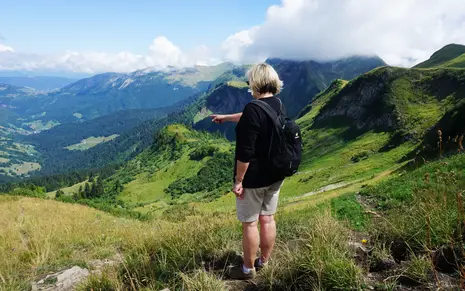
[0,197,168,289]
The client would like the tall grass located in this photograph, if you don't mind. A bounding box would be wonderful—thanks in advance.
[362,154,465,248]
[0,193,363,290]
[256,210,363,291]
[3,153,464,290]
[179,270,227,291]
[0,196,170,289]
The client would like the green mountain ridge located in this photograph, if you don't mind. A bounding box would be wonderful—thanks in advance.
[414,43,465,68]
[312,66,465,137]
[36,63,235,121]
[266,55,386,117]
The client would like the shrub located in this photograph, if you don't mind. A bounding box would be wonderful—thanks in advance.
[189,146,217,161]
[165,151,234,198]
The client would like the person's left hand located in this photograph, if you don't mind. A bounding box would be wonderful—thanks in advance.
[232,181,244,199]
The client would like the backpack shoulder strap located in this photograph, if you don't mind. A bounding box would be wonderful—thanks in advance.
[250,99,282,158]
[250,99,280,122]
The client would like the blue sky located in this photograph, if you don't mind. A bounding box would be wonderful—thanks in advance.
[1,0,465,73]
[1,0,279,54]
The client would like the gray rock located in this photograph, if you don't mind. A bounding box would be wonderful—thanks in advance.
[32,255,122,291]
[33,266,90,291]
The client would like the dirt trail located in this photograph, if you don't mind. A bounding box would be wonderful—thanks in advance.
[283,167,398,210]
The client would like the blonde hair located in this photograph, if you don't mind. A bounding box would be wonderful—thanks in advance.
[247,63,283,95]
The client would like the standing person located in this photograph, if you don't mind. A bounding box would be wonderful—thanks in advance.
[211,63,286,280]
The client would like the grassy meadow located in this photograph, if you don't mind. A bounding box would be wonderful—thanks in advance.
[65,135,120,151]
[1,153,464,290]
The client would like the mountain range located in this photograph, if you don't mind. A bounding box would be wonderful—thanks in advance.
[1,44,464,183]
[0,76,77,91]
[0,54,385,179]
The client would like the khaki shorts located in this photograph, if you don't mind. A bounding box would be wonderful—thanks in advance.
[236,180,284,222]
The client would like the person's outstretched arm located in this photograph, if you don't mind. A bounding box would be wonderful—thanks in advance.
[233,105,259,199]
[211,113,242,124]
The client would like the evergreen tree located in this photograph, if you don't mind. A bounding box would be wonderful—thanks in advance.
[78,185,83,196]
[88,173,95,183]
[96,178,105,197]
[84,182,91,198]
[74,190,83,200]
[114,179,123,193]
[55,189,64,199]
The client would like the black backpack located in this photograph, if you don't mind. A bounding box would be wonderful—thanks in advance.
[250,99,302,178]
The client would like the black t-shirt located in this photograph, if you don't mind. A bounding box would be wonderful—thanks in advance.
[235,96,286,188]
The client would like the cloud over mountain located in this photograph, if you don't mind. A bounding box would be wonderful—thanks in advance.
[221,0,465,67]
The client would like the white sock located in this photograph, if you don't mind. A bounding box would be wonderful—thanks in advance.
[242,264,254,274]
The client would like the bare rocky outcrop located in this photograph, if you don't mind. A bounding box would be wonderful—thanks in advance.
[314,67,399,131]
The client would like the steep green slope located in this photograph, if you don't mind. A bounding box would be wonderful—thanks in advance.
[267,56,386,117]
[193,82,251,139]
[311,67,464,137]
[414,43,465,68]
[441,53,465,68]
[104,124,234,214]
[290,66,464,188]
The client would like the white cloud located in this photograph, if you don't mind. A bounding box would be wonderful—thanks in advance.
[221,0,465,67]
[2,1,465,73]
[146,36,185,68]
[0,44,14,53]
[0,36,218,74]
[221,27,262,63]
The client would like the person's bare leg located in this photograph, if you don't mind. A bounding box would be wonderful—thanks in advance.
[259,215,276,262]
[242,220,259,269]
